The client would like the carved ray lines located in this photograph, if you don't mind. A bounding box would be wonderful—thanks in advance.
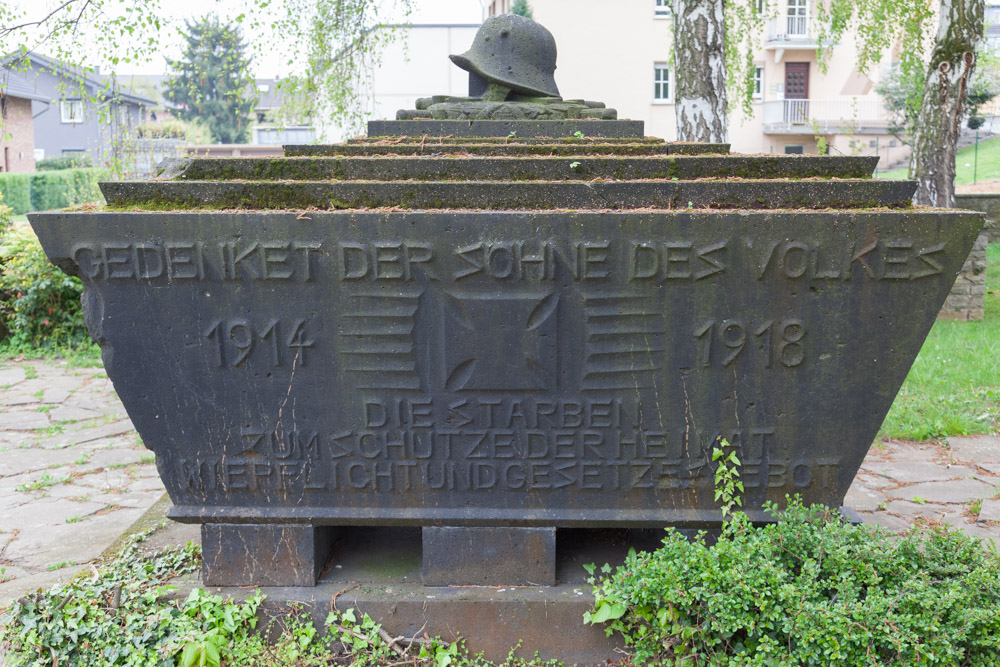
[340,290,422,390]
[582,294,664,390]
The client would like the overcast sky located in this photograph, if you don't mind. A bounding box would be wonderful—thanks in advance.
[9,0,484,76]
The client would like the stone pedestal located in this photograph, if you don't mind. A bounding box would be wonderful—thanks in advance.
[422,527,556,586]
[202,524,336,587]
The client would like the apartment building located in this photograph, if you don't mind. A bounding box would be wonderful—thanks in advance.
[488,0,909,166]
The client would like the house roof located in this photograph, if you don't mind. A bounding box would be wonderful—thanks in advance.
[0,69,50,103]
[1,51,157,106]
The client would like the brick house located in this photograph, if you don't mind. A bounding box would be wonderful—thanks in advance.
[0,69,47,173]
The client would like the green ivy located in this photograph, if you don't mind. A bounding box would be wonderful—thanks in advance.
[585,497,1000,666]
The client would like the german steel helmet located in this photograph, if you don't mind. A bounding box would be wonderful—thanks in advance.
[450,14,561,98]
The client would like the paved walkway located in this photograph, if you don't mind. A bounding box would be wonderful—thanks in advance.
[0,359,165,606]
[1,358,998,609]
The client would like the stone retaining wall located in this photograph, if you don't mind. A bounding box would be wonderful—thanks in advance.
[956,194,1000,243]
[939,229,989,321]
[942,194,996,321]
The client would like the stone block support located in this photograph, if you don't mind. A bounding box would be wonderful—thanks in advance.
[201,524,336,587]
[422,527,556,587]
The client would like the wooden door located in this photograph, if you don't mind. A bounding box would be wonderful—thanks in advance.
[784,62,809,123]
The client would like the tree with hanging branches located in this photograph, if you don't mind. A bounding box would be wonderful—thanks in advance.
[675,0,985,206]
[1,0,412,150]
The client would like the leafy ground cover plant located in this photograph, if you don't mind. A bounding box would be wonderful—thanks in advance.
[585,497,1000,666]
[1,528,563,667]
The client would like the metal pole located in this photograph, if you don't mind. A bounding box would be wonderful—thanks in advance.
[974,129,979,185]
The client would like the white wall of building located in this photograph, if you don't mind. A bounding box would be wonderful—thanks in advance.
[358,4,912,168]
[333,24,477,141]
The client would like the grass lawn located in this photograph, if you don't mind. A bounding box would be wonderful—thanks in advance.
[877,134,1000,183]
[879,242,1000,440]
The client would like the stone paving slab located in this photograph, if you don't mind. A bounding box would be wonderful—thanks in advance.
[1,357,999,613]
[0,358,164,608]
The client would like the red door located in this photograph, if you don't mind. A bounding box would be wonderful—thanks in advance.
[785,62,809,123]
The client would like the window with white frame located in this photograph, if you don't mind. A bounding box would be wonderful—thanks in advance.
[787,0,808,35]
[753,67,764,100]
[654,64,672,102]
[654,0,671,17]
[60,99,84,124]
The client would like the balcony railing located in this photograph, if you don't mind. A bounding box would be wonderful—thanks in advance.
[762,98,892,133]
[767,15,813,42]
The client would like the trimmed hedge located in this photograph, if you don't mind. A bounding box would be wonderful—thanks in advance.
[0,168,103,215]
[36,155,93,171]
[0,173,31,215]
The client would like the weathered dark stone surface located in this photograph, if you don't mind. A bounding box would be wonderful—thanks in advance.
[367,119,645,138]
[286,141,725,157]
[101,179,917,211]
[165,155,880,182]
[422,527,556,586]
[201,524,336,587]
[397,98,618,121]
[449,14,560,98]
[348,135,665,145]
[29,209,982,535]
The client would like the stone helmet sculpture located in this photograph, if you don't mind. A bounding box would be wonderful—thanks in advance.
[450,14,561,99]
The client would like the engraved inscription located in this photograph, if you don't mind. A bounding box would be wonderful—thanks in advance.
[71,241,321,282]
[205,318,316,368]
[694,319,806,368]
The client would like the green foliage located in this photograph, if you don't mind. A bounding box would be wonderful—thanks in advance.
[878,48,1000,139]
[879,242,1000,440]
[510,0,534,18]
[0,169,102,215]
[586,497,1000,666]
[2,1,411,144]
[164,15,256,144]
[711,439,744,517]
[724,0,774,116]
[0,191,11,235]
[1,530,562,667]
[136,120,188,139]
[36,155,93,171]
[0,534,208,666]
[0,173,31,216]
[0,226,88,350]
[271,0,413,137]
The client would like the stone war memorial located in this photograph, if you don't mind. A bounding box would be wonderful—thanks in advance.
[27,14,984,663]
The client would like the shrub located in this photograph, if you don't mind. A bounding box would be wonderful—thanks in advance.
[36,154,93,171]
[0,191,11,234]
[136,120,188,139]
[0,225,88,349]
[586,498,1000,666]
[30,168,102,212]
[0,168,102,215]
[0,172,31,215]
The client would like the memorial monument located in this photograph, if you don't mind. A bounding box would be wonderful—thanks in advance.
[28,14,983,650]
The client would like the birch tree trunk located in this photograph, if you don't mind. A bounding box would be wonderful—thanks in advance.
[910,0,984,207]
[672,0,729,143]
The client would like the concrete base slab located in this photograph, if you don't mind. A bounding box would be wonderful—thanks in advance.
[176,526,663,664]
